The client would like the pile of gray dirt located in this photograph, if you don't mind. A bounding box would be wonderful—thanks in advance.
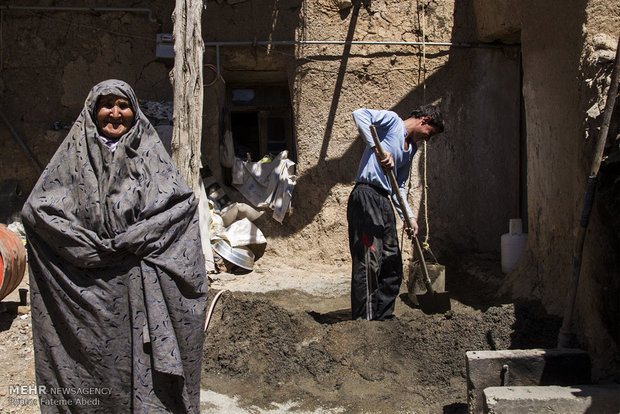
[202,288,560,413]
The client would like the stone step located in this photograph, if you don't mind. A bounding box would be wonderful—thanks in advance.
[466,349,592,413]
[484,384,620,414]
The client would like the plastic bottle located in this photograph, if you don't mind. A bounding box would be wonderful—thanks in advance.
[501,219,528,273]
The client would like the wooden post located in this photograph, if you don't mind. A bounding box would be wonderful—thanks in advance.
[171,0,204,194]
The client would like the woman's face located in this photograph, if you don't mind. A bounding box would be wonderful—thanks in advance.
[96,94,134,140]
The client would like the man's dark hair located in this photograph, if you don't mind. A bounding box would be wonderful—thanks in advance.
[409,104,444,133]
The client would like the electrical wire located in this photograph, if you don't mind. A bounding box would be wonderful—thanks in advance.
[204,289,228,333]
[203,63,223,87]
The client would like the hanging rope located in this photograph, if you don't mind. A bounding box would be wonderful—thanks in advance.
[422,1,427,104]
[405,0,432,253]
[420,1,431,251]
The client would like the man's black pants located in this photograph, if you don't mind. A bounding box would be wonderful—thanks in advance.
[347,183,403,321]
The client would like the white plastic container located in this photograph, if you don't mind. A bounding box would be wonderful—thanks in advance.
[501,219,528,273]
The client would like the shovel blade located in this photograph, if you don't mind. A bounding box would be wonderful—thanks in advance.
[416,290,451,314]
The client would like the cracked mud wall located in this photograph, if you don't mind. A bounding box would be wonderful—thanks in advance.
[1,0,523,263]
[0,1,176,223]
[201,0,522,264]
[506,0,620,378]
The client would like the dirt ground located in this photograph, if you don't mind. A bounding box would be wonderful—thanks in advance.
[201,253,560,413]
[0,252,561,413]
[0,275,36,414]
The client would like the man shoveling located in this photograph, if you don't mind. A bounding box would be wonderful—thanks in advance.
[348,105,444,321]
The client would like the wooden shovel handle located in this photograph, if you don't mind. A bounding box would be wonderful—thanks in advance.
[369,125,434,291]
[369,125,409,220]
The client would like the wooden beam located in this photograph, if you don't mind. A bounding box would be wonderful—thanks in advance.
[171,0,204,193]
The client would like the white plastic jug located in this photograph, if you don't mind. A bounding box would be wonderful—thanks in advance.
[501,219,528,273]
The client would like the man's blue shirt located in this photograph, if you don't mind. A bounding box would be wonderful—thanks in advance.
[352,108,416,221]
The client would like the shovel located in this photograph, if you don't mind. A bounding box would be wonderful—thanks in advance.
[369,125,451,314]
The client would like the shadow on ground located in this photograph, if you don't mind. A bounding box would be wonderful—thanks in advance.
[0,303,21,332]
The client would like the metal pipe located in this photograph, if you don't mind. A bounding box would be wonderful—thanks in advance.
[216,44,221,79]
[0,6,157,22]
[204,39,504,47]
[204,39,515,77]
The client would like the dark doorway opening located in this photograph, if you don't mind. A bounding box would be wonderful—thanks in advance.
[227,84,295,163]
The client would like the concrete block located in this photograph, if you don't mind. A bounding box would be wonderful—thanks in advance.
[484,384,620,414]
[466,349,591,414]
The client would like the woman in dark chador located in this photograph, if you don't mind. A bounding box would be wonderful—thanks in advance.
[22,79,208,413]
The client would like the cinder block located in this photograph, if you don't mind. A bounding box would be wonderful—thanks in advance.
[484,384,620,414]
[466,349,591,414]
